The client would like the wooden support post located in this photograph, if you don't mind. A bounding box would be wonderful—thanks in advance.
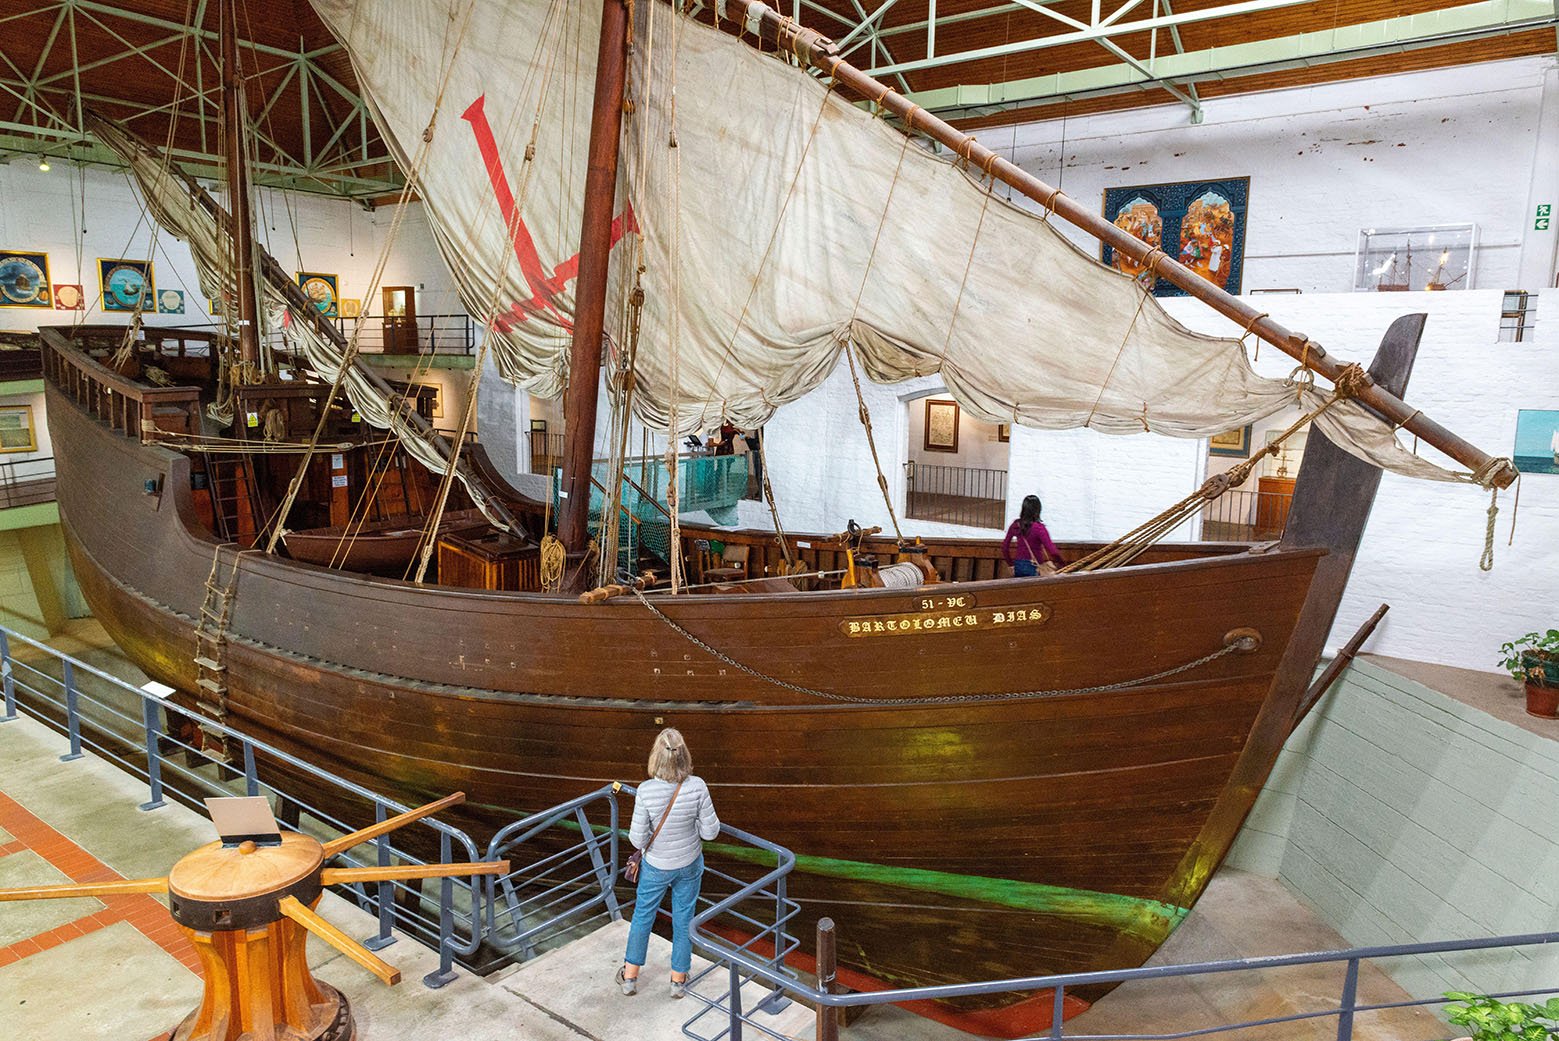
[558,0,630,551]
[221,0,260,369]
[816,917,838,1041]
[1291,603,1389,730]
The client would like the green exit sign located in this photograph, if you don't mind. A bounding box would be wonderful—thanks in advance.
[1539,203,1553,230]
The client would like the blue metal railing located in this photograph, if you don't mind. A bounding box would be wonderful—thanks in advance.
[0,625,607,986]
[688,838,1559,1041]
[7,624,1556,1041]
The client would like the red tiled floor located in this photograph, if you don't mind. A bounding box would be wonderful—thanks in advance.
[0,791,196,969]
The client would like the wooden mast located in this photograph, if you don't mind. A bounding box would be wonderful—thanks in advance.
[221,0,260,369]
[715,0,1515,491]
[558,0,631,551]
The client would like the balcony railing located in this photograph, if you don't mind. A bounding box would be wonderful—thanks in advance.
[336,314,480,355]
[529,430,565,474]
[0,456,55,510]
[1197,487,1294,541]
[0,333,43,381]
[905,462,1008,529]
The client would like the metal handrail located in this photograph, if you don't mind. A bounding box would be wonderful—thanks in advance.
[7,623,1554,1039]
[688,836,1559,1040]
[0,456,56,509]
[0,624,488,985]
[335,313,480,355]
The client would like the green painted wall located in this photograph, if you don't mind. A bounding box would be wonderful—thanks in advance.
[1227,659,1559,1002]
[0,522,89,639]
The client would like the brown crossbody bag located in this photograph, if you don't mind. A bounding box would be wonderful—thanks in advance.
[1022,526,1059,577]
[623,780,683,883]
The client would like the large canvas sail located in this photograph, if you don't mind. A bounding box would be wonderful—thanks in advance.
[311,0,1457,482]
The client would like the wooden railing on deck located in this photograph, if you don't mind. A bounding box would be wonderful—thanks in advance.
[676,524,1255,587]
[39,327,204,440]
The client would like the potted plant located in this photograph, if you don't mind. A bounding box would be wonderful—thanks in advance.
[1498,630,1559,719]
[1443,992,1559,1040]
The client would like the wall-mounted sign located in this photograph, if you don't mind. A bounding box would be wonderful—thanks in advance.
[1537,203,1551,232]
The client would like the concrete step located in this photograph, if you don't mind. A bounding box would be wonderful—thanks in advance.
[495,918,814,1041]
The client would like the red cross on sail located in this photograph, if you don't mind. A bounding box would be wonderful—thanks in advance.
[462,95,638,335]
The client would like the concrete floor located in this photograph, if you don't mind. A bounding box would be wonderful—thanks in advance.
[0,622,1465,1041]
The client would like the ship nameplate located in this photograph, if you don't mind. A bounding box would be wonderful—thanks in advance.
[840,604,1051,638]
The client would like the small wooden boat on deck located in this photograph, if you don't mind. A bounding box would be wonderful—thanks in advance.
[281,510,487,574]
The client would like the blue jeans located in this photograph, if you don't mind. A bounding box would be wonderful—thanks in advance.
[1013,558,1037,577]
[624,855,704,974]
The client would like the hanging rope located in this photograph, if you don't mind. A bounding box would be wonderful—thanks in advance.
[757,426,794,568]
[1479,488,1499,572]
[842,342,903,543]
[630,587,1256,705]
[1063,364,1372,574]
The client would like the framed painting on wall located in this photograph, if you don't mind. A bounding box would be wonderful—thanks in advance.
[52,284,84,310]
[1208,424,1252,458]
[923,399,960,453]
[158,289,185,314]
[339,297,362,319]
[1101,178,1249,297]
[297,272,340,318]
[0,404,37,453]
[98,258,154,312]
[0,251,52,308]
[1513,409,1559,476]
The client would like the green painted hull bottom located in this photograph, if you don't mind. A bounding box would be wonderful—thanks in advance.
[710,841,1189,945]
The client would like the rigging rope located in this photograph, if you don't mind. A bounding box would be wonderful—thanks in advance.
[1062,363,1372,574]
[630,586,1254,706]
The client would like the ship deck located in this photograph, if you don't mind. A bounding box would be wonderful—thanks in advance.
[0,622,1445,1041]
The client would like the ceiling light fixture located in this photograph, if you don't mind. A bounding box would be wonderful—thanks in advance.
[37,157,49,172]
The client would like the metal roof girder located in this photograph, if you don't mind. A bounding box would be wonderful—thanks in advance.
[897,0,1559,113]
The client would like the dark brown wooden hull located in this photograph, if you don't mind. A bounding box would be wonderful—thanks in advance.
[48,378,1326,1036]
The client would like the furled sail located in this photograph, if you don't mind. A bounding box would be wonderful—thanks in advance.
[87,114,521,531]
[313,0,1457,481]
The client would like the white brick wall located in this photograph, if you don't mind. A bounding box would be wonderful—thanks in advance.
[0,161,464,334]
[1229,659,1559,1000]
[1001,57,1557,294]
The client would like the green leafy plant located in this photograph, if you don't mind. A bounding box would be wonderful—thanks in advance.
[1443,992,1559,1040]
[1497,630,1559,687]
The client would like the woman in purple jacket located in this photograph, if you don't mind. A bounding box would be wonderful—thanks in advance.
[1002,495,1064,577]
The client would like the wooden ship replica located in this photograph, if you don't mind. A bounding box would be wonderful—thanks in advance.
[35,0,1517,1034]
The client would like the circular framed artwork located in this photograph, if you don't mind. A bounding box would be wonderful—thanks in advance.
[0,254,50,307]
[298,273,339,318]
[53,284,83,310]
[100,259,153,312]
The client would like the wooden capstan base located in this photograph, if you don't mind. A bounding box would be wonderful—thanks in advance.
[0,792,507,1041]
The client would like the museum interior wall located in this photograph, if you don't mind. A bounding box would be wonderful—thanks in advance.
[1228,658,1559,999]
[0,160,466,335]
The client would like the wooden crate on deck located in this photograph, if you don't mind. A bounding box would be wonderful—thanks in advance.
[436,530,540,591]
